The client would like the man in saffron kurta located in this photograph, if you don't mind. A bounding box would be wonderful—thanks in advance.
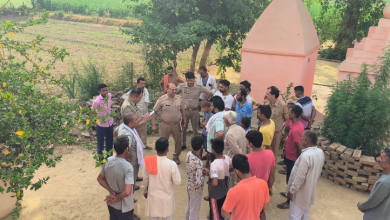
[143,138,181,220]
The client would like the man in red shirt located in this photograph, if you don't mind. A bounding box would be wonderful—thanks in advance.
[246,130,275,220]
[221,154,269,220]
[277,105,304,210]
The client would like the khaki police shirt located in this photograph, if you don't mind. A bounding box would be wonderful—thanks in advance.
[177,83,212,109]
[266,99,289,132]
[153,94,185,123]
[121,98,142,119]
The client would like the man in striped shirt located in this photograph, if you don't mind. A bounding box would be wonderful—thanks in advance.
[294,86,316,130]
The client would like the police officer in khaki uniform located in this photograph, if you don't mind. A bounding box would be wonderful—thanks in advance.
[265,86,289,161]
[152,83,187,165]
[177,72,212,149]
[121,88,150,134]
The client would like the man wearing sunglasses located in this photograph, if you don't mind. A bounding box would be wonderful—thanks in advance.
[152,83,187,165]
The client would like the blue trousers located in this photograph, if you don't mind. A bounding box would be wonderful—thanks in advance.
[96,124,114,156]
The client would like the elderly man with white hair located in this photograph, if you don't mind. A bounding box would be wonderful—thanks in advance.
[223,111,247,187]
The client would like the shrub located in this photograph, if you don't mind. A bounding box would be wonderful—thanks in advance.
[112,62,135,92]
[322,47,390,156]
[60,71,77,99]
[0,11,86,219]
[76,61,104,100]
[319,45,347,61]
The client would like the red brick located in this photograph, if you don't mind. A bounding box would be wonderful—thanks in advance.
[352,150,362,160]
[325,169,334,176]
[336,160,345,165]
[350,186,358,191]
[336,145,347,154]
[354,183,368,191]
[324,151,331,157]
[346,163,360,170]
[341,155,355,163]
[363,165,380,173]
[343,148,354,157]
[357,169,371,176]
[335,163,347,170]
[369,184,374,191]
[336,170,347,178]
[333,181,340,185]
[345,169,358,177]
[360,156,377,166]
[368,179,377,185]
[352,176,368,183]
[328,176,334,181]
[343,183,351,188]
[354,162,362,167]
[373,165,383,171]
[328,143,340,151]
[331,151,339,156]
[344,177,357,185]
[334,177,346,185]
[369,175,380,181]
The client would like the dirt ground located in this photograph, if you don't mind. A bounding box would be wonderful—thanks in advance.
[2,134,368,220]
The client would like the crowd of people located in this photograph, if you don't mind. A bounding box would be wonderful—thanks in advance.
[94,66,390,220]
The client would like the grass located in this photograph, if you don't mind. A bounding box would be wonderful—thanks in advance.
[6,17,218,96]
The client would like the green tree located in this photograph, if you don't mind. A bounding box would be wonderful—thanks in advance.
[124,0,271,75]
[318,0,385,60]
[322,47,390,156]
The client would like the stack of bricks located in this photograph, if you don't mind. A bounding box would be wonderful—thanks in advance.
[318,137,383,193]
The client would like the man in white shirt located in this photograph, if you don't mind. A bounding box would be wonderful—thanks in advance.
[233,80,252,107]
[286,131,325,220]
[143,138,181,220]
[214,80,234,111]
[197,66,217,102]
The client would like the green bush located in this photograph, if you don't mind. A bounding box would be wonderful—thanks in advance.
[319,46,347,61]
[76,61,104,100]
[322,47,390,156]
[112,62,135,92]
[60,71,77,99]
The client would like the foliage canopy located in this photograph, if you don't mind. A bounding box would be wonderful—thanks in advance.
[322,47,390,156]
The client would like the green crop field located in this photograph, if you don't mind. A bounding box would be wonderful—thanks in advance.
[6,0,136,19]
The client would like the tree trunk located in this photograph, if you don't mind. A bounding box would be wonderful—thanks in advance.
[199,40,213,68]
[190,43,201,73]
[334,0,362,50]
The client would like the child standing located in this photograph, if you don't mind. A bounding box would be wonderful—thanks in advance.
[201,101,214,168]
[208,138,232,220]
[186,136,209,220]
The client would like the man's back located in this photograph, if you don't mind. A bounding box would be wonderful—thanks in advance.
[222,176,269,220]
[144,156,181,217]
[287,146,325,210]
[101,156,134,213]
[247,149,275,182]
[224,125,247,157]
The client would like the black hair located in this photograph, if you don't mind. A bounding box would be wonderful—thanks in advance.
[191,136,204,151]
[114,135,129,155]
[167,66,173,71]
[201,100,211,108]
[267,86,280,99]
[241,117,251,129]
[232,154,250,174]
[130,88,142,97]
[137,77,146,84]
[155,138,169,153]
[210,96,225,111]
[185,72,195,79]
[239,88,247,98]
[291,105,303,118]
[303,131,318,145]
[219,79,230,87]
[211,138,224,155]
[198,66,207,72]
[246,130,263,148]
[258,105,272,119]
[294,86,304,94]
[123,112,134,125]
[98,84,108,91]
[287,102,295,108]
[240,80,251,90]
[284,126,291,133]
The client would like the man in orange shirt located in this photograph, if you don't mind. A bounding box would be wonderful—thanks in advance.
[221,154,269,220]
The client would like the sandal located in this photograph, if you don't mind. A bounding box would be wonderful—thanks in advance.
[136,177,143,182]
[277,202,290,209]
[204,196,209,201]
[280,192,287,198]
[133,214,141,220]
[134,198,137,203]
[279,170,287,175]
[134,185,140,191]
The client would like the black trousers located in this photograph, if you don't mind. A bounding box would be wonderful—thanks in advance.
[108,205,133,220]
[285,158,296,184]
[209,196,226,220]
